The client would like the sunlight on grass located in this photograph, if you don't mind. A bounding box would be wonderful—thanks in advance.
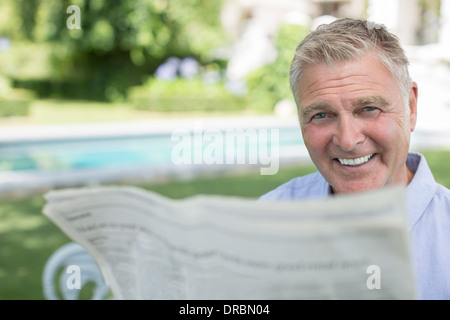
[30,99,136,124]
[0,214,46,233]
[0,99,269,126]
[419,149,450,188]
[0,198,49,233]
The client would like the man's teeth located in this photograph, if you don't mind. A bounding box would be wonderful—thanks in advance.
[338,154,374,166]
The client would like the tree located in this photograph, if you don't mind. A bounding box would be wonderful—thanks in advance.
[1,0,227,100]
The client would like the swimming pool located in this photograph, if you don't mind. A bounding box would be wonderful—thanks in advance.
[0,118,310,197]
[0,126,306,172]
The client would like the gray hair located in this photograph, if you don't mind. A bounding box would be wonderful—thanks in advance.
[289,18,412,108]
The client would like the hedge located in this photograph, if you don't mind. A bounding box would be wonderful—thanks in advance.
[127,78,249,113]
[0,88,35,117]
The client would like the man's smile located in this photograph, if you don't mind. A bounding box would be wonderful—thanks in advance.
[336,153,375,166]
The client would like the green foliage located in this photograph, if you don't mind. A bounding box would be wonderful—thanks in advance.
[127,23,311,115]
[128,77,246,112]
[0,0,22,40]
[0,0,228,101]
[246,24,309,112]
[0,42,57,81]
[0,76,34,117]
[24,0,225,57]
[0,95,31,117]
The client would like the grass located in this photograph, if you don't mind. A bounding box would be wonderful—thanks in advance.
[419,149,450,187]
[0,149,449,300]
[0,98,267,126]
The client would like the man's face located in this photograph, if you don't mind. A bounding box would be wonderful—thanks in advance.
[297,53,418,194]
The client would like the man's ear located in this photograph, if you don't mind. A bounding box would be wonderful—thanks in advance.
[409,82,418,132]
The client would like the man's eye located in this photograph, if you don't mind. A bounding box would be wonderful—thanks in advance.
[313,113,327,119]
[359,106,381,118]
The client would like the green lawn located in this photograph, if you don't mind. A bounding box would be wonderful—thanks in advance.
[0,149,449,300]
[0,99,265,126]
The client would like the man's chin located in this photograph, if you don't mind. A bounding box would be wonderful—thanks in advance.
[330,182,382,195]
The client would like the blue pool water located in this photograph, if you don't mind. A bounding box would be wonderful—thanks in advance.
[0,126,306,173]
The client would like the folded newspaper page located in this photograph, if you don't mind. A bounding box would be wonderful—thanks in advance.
[42,185,416,300]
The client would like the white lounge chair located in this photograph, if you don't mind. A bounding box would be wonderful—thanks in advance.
[42,242,111,300]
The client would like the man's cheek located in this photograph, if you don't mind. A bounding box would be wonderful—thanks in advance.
[303,131,327,153]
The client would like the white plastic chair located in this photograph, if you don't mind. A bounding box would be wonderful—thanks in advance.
[42,242,112,300]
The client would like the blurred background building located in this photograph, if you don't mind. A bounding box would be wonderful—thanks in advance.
[221,0,449,81]
[221,0,447,45]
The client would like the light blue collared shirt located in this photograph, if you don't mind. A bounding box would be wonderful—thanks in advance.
[260,152,450,300]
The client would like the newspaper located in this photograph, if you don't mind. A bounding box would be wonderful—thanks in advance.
[42,185,417,300]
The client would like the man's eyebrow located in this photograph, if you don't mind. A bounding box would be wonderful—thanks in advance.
[352,96,390,107]
[301,102,331,119]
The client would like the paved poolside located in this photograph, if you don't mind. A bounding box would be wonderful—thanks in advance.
[0,115,300,143]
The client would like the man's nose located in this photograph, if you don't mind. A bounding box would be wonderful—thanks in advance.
[332,115,365,151]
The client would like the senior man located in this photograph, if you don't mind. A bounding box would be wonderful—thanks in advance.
[260,18,450,299]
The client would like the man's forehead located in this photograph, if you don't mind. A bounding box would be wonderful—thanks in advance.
[297,55,397,104]
[299,52,388,81]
